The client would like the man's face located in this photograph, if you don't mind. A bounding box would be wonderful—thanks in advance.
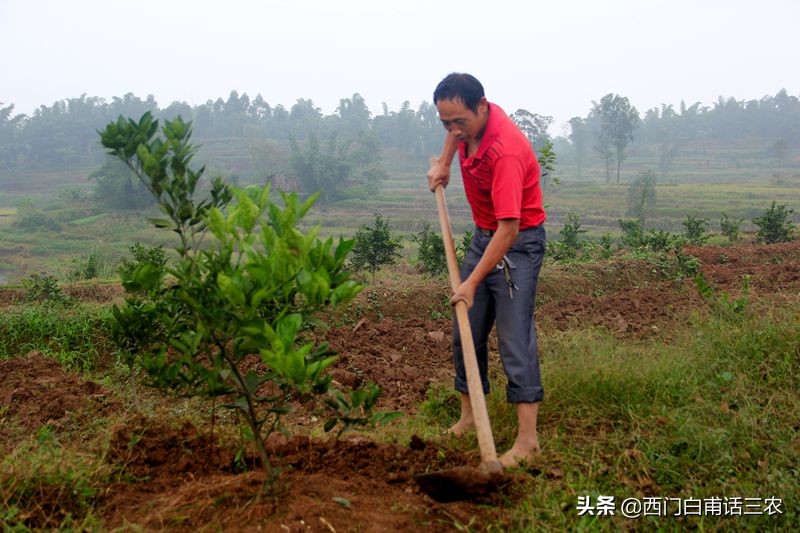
[436,97,489,143]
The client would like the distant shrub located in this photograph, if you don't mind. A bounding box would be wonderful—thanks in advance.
[350,214,402,282]
[720,213,743,243]
[412,223,446,276]
[655,237,700,280]
[68,251,104,281]
[118,243,168,282]
[13,212,61,232]
[753,202,795,244]
[559,213,587,259]
[618,218,645,248]
[643,229,676,253]
[21,273,72,305]
[682,215,710,245]
[626,168,657,223]
[599,234,614,259]
[456,229,473,265]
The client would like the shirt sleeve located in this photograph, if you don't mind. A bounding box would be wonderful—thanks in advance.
[491,155,524,220]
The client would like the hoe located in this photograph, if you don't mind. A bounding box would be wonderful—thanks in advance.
[414,185,507,502]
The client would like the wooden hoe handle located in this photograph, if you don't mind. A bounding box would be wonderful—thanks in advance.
[434,186,500,469]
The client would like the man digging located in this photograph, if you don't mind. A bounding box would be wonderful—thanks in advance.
[427,73,547,468]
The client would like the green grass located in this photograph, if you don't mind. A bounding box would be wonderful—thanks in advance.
[66,213,109,226]
[0,427,107,531]
[399,295,799,531]
[1,253,797,529]
[0,303,115,370]
[506,306,796,530]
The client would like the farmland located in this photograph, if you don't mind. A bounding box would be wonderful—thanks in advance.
[1,126,799,531]
[1,234,798,530]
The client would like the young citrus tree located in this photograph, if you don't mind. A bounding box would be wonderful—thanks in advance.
[349,213,402,282]
[100,113,396,484]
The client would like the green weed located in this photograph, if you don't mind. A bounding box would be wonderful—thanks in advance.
[0,303,113,369]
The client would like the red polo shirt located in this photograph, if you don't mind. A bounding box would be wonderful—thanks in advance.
[458,102,546,230]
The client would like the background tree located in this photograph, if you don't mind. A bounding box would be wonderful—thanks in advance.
[589,103,614,183]
[538,141,558,189]
[336,93,372,138]
[682,214,710,245]
[720,213,743,243]
[753,202,796,243]
[289,131,385,204]
[771,139,788,178]
[567,117,589,179]
[626,168,658,225]
[510,109,553,152]
[593,93,641,183]
[350,214,402,282]
[412,222,446,276]
[89,157,154,209]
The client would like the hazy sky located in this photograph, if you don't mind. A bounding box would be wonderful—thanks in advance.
[2,0,798,130]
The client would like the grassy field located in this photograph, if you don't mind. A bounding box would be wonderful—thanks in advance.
[1,240,797,530]
[0,139,798,284]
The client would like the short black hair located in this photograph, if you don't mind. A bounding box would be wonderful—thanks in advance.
[433,73,485,112]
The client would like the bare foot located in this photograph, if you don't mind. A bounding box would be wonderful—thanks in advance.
[446,418,475,437]
[499,442,541,468]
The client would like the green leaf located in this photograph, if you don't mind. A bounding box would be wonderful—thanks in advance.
[324,418,337,432]
[332,496,351,508]
[217,272,245,306]
[244,370,262,395]
[147,217,175,230]
[276,314,302,347]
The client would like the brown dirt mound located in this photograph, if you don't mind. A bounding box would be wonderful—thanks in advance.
[0,351,117,444]
[107,414,235,479]
[537,242,800,337]
[101,417,514,532]
[685,240,800,267]
[323,318,454,412]
[539,283,705,337]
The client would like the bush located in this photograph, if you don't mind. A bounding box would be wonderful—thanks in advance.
[682,215,710,245]
[720,213,743,243]
[350,213,402,282]
[618,218,645,248]
[21,273,71,305]
[753,202,795,244]
[559,213,587,259]
[599,234,614,259]
[456,229,473,265]
[13,212,61,232]
[100,112,396,484]
[626,168,657,223]
[412,222,446,276]
[118,242,167,282]
[68,250,105,281]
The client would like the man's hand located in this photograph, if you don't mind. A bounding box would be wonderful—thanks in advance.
[428,155,450,192]
[450,279,477,309]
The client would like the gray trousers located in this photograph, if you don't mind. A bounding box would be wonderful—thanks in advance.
[453,225,546,403]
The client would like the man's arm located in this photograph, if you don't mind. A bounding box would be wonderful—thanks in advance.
[451,218,519,308]
[427,133,459,192]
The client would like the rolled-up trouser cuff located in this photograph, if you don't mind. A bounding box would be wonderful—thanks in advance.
[506,385,544,404]
[454,376,490,396]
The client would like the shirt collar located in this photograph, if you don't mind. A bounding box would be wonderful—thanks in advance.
[463,102,505,161]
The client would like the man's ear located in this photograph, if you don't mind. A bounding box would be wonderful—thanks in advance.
[477,97,489,115]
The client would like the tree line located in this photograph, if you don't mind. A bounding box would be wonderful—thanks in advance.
[2,88,798,175]
[566,89,800,183]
